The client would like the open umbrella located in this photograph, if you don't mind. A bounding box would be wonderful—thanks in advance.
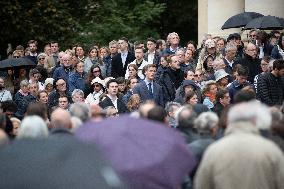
[221,12,263,30]
[244,15,284,30]
[0,57,36,70]
[75,115,196,189]
[0,137,127,189]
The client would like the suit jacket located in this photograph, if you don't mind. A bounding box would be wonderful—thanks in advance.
[99,96,128,114]
[111,52,135,78]
[133,80,164,106]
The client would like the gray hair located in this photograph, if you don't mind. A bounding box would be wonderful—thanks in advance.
[17,116,48,139]
[166,32,180,44]
[165,101,181,115]
[175,105,197,128]
[225,43,237,53]
[70,116,83,133]
[20,80,29,87]
[194,112,219,134]
[228,100,272,130]
[69,103,90,122]
[71,89,84,98]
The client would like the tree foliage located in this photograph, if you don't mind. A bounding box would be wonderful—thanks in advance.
[0,0,197,58]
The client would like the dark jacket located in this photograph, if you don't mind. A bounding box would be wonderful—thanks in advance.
[68,72,86,93]
[99,96,128,114]
[235,54,262,83]
[133,80,164,106]
[271,45,284,60]
[48,91,72,109]
[53,66,73,83]
[174,80,202,104]
[227,80,251,103]
[14,92,36,120]
[155,68,183,103]
[111,52,135,78]
[257,72,284,106]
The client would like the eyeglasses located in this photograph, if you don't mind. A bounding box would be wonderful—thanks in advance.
[194,74,203,77]
[14,56,19,58]
[93,84,101,87]
[39,58,45,60]
[57,83,66,87]
[249,35,256,37]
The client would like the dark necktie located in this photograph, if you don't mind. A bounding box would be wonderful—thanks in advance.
[148,82,154,99]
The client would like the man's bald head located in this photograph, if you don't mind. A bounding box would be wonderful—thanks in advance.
[50,108,72,129]
[245,43,257,59]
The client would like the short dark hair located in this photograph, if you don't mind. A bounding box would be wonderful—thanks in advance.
[26,102,48,120]
[1,101,17,113]
[27,40,38,47]
[106,79,117,89]
[147,37,156,44]
[119,37,129,43]
[216,89,229,103]
[233,90,256,104]
[237,65,249,76]
[115,77,126,84]
[273,59,284,70]
[143,64,157,72]
[186,40,197,49]
[147,106,167,123]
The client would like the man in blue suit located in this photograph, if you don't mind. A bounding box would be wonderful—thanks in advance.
[133,64,164,106]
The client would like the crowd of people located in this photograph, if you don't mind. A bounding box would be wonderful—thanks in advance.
[0,29,284,188]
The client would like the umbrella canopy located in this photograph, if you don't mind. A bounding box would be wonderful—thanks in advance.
[0,137,127,189]
[75,115,196,189]
[0,57,36,70]
[221,12,263,30]
[244,15,284,30]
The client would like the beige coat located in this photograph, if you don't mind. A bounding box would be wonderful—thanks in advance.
[194,122,284,189]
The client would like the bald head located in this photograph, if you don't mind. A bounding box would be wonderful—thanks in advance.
[245,43,257,59]
[50,108,72,129]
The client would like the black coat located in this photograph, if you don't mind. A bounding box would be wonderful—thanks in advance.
[99,96,128,114]
[257,72,284,106]
[155,68,183,102]
[111,52,135,78]
[235,54,262,83]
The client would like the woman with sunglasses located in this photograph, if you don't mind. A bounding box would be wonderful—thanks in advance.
[84,65,104,96]
[85,77,105,105]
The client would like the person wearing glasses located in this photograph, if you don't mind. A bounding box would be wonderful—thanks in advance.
[85,77,105,105]
[48,78,71,110]
[36,53,48,82]
[235,43,262,83]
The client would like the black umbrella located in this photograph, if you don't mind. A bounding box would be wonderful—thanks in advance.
[221,12,264,30]
[244,15,284,30]
[0,57,36,70]
[0,137,128,189]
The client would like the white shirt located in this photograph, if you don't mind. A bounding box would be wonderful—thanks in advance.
[85,90,103,105]
[225,57,234,68]
[125,59,149,79]
[121,52,128,67]
[107,94,118,110]
[147,52,155,64]
[0,90,12,102]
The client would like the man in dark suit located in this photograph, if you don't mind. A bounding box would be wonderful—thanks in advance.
[235,43,262,83]
[144,37,160,66]
[111,37,135,78]
[99,79,128,114]
[223,43,237,75]
[133,64,164,106]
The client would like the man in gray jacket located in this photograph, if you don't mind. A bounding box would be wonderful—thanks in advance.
[194,100,284,189]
